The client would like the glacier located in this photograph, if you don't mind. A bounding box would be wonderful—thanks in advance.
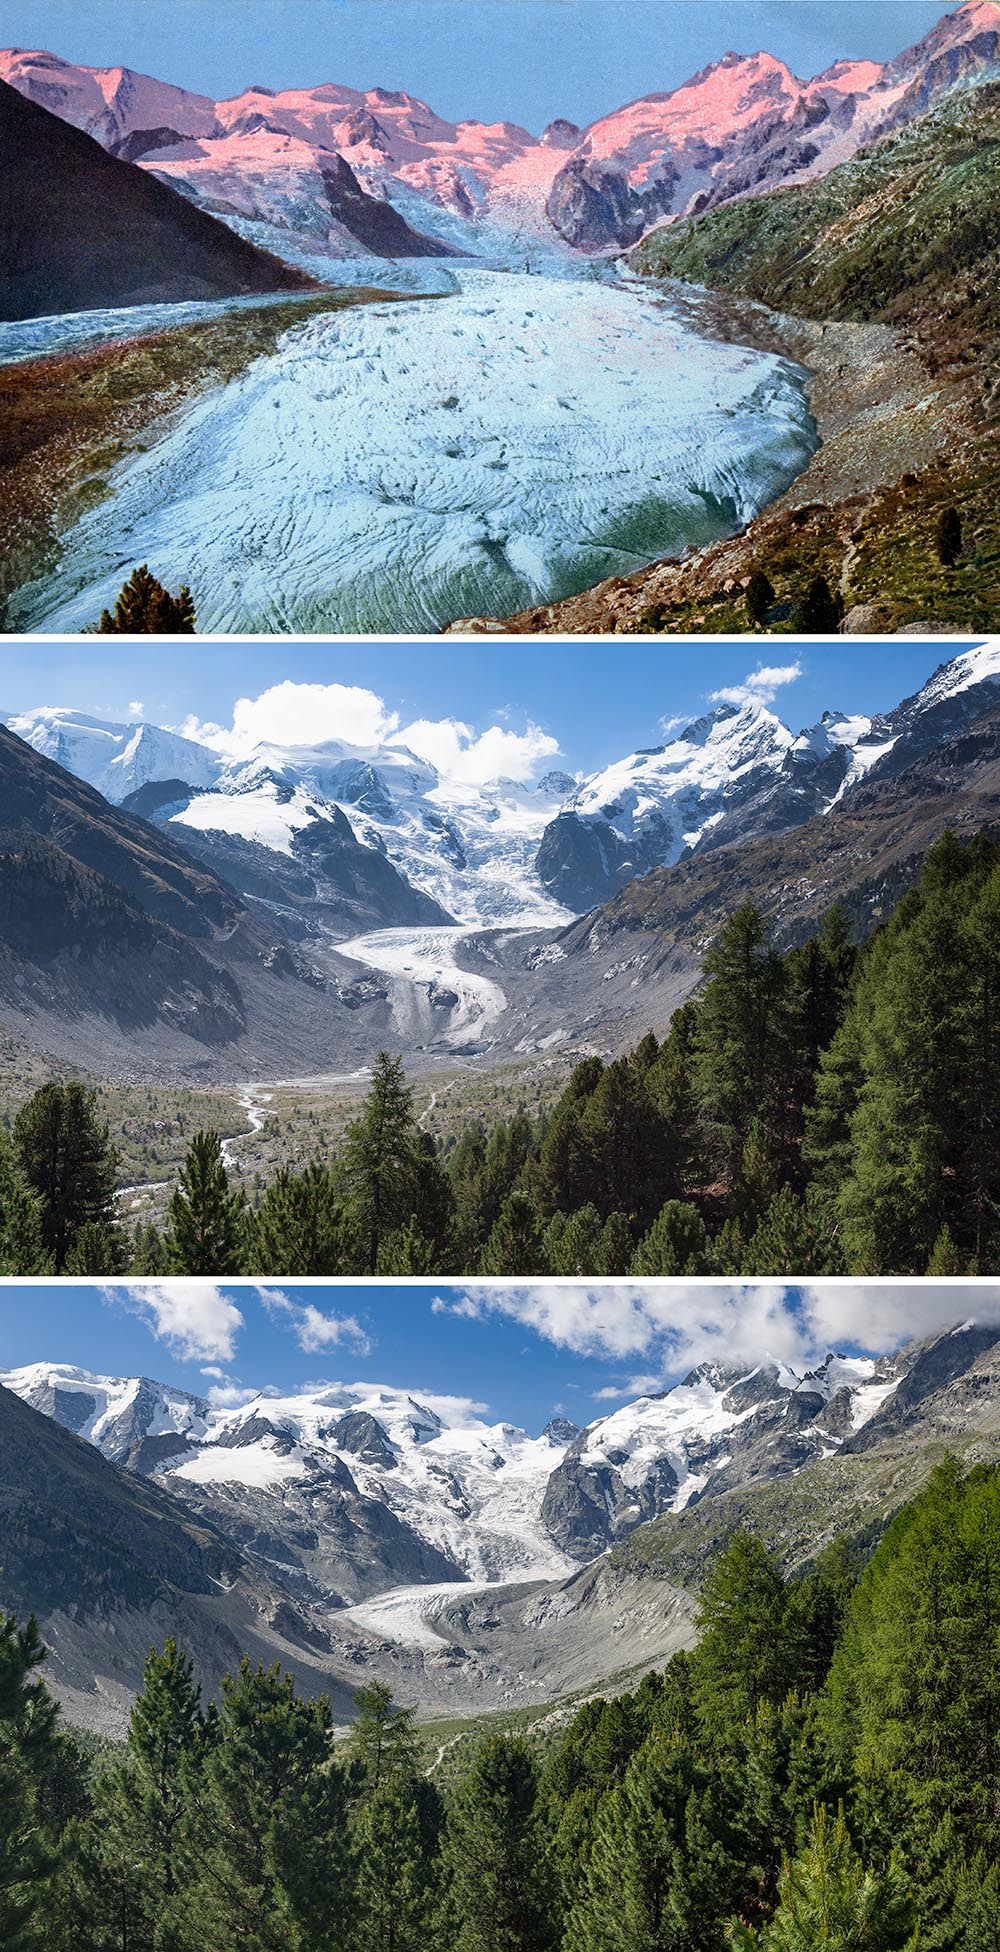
[11,268,817,635]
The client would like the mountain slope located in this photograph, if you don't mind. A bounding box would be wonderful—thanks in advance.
[535,647,1000,912]
[631,67,1000,339]
[0,724,427,1077]
[0,78,314,320]
[0,1381,363,1730]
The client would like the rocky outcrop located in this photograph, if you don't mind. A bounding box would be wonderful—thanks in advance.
[319,153,457,257]
[545,157,677,250]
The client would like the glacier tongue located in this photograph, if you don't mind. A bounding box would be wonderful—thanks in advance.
[15,270,817,635]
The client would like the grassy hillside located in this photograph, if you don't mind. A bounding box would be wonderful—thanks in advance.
[632,78,1000,340]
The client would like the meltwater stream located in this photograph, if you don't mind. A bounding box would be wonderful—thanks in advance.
[12,265,817,634]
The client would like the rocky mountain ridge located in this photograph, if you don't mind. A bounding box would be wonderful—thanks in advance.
[2,3,998,259]
[9,646,1000,929]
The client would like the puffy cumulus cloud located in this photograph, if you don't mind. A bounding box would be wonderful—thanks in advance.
[435,1283,1000,1386]
[127,700,144,720]
[180,682,399,757]
[710,661,803,710]
[260,1289,372,1356]
[801,1283,1000,1353]
[174,682,561,790]
[205,1381,260,1409]
[102,1283,244,1363]
[395,715,560,787]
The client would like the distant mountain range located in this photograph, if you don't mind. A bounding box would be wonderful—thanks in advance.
[2,2,998,262]
[3,647,1000,1069]
[8,644,1000,924]
[4,1316,1000,1725]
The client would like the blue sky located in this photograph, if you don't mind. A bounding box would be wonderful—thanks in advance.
[3,642,979,782]
[4,1,963,130]
[0,1281,994,1430]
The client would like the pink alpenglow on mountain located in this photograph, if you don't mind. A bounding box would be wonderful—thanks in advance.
[3,2,999,254]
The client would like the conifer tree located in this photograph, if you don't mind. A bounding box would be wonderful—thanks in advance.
[728,1804,919,1951]
[0,1613,63,1952]
[78,1639,206,1952]
[355,1775,432,1952]
[349,1681,420,1798]
[631,1200,708,1275]
[179,1659,353,1952]
[742,1186,844,1277]
[935,507,962,569]
[436,1736,553,1952]
[596,1210,634,1275]
[166,1131,245,1275]
[248,1162,347,1275]
[694,1535,805,1745]
[342,1054,422,1274]
[543,1204,604,1276]
[479,1190,547,1275]
[96,567,196,635]
[746,571,775,625]
[692,906,792,1189]
[0,1133,49,1275]
[14,1082,122,1272]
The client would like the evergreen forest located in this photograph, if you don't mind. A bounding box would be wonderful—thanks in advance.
[6,1455,1000,1950]
[3,831,998,1278]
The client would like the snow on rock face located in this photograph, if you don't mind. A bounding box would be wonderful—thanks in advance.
[13,273,816,637]
[5,7,1000,256]
[5,1327,991,1594]
[3,707,224,802]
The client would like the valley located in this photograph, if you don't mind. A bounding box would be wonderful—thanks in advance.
[4,1315,1000,1729]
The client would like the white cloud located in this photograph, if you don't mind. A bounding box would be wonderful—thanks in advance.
[102,1283,244,1363]
[435,1282,1000,1386]
[396,715,560,787]
[658,714,687,739]
[179,682,400,757]
[173,681,560,791]
[127,700,144,720]
[260,1289,372,1356]
[710,662,803,710]
[206,1382,260,1409]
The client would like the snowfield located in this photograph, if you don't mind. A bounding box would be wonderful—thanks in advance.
[13,270,816,634]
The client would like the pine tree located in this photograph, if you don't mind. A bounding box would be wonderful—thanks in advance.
[935,507,962,569]
[166,1131,245,1275]
[794,575,842,634]
[728,1804,919,1951]
[479,1190,546,1275]
[692,908,792,1189]
[694,1535,805,1746]
[78,1639,206,1952]
[746,571,775,625]
[543,1204,604,1275]
[631,1200,708,1275]
[342,1054,422,1274]
[248,1162,347,1275]
[180,1659,353,1952]
[0,1133,49,1275]
[565,1731,744,1952]
[376,1214,442,1273]
[14,1082,122,1272]
[354,1775,432,1952]
[348,1681,420,1798]
[596,1210,634,1275]
[742,1186,844,1277]
[0,1613,63,1952]
[96,566,196,634]
[436,1736,553,1952]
